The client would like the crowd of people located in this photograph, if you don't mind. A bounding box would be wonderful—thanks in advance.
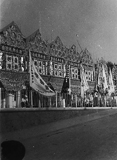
[77,91,117,107]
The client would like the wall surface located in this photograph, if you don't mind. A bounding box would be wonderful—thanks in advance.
[0,108,104,133]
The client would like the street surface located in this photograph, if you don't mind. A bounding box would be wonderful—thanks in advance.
[21,112,117,160]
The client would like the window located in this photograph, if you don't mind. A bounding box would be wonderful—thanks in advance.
[38,61,45,75]
[54,63,63,77]
[75,70,78,74]
[71,67,78,79]
[54,71,58,76]
[6,55,12,70]
[54,64,57,69]
[76,75,78,79]
[39,68,42,74]
[21,57,24,71]
[33,59,46,75]
[34,60,38,66]
[58,65,62,70]
[59,72,62,76]
[13,56,19,71]
[39,61,42,67]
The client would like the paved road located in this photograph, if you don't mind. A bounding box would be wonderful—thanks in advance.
[18,112,117,160]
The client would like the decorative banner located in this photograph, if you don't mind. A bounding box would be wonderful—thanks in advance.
[61,64,71,95]
[102,65,108,90]
[80,64,89,97]
[29,51,55,97]
[108,68,115,95]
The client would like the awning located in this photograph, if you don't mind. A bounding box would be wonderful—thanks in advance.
[0,78,25,91]
[50,82,63,92]
[50,83,81,94]
[0,70,29,91]
[71,85,81,94]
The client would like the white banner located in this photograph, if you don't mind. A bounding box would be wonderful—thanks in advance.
[102,65,108,90]
[108,68,115,95]
[80,64,89,97]
[29,51,55,97]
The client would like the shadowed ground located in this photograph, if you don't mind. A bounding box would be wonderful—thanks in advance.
[1,109,117,160]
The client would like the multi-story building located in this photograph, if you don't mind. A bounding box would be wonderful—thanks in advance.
[0,21,29,108]
[0,21,96,108]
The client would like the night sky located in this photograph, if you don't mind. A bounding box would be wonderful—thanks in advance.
[1,0,117,63]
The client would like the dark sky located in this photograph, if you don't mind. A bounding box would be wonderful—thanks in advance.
[1,0,117,62]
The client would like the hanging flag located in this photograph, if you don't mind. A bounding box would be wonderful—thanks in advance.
[94,61,99,92]
[29,51,55,97]
[97,63,102,90]
[80,64,89,98]
[108,68,115,96]
[102,65,108,90]
[61,63,71,95]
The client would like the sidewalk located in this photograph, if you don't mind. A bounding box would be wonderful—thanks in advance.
[1,108,117,142]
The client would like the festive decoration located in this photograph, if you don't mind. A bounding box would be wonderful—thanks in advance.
[29,51,55,96]
[102,65,108,90]
[80,64,89,98]
[108,68,115,96]
[0,21,26,49]
[61,63,71,95]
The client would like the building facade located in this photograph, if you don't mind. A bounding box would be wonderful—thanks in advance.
[0,21,96,108]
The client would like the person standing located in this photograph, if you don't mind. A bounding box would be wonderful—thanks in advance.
[90,94,93,107]
[94,91,98,107]
[114,94,117,107]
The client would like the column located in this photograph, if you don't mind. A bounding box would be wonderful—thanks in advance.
[1,90,6,108]
[75,95,77,107]
[2,98,6,108]
[39,99,41,108]
[12,94,15,108]
[30,90,33,108]
[55,91,58,108]
[49,97,52,107]
[16,91,21,108]
[62,99,65,108]
[0,88,1,108]
[6,93,13,108]
[38,93,41,108]
[2,91,6,108]
[62,93,66,108]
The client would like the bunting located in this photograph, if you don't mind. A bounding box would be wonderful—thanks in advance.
[29,51,55,97]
